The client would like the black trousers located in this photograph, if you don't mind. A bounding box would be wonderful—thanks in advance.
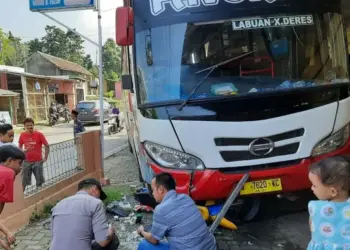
[91,235,120,250]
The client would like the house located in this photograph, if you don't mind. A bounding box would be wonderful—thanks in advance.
[0,65,76,124]
[26,52,96,104]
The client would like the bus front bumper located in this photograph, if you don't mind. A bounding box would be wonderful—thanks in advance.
[148,142,350,201]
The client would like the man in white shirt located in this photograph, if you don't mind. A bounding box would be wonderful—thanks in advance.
[0,124,15,146]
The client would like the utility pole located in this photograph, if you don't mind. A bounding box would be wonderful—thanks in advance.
[97,0,105,171]
[96,49,98,65]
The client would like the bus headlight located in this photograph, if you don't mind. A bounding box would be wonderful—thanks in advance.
[144,142,204,170]
[312,124,349,157]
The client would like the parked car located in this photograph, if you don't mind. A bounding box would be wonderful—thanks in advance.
[76,100,111,124]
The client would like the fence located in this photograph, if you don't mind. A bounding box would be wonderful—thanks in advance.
[24,137,85,196]
[0,130,104,233]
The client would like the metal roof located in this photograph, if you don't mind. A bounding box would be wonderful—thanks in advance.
[37,52,92,76]
[0,89,20,97]
[0,69,75,82]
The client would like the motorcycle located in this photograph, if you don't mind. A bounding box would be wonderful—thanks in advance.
[57,104,71,123]
[49,113,59,126]
[108,114,123,135]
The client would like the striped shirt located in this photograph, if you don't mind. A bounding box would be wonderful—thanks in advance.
[151,190,216,250]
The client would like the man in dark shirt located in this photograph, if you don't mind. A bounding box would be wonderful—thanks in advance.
[71,110,86,137]
[71,110,85,170]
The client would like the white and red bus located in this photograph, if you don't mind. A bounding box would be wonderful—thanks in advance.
[116,0,350,218]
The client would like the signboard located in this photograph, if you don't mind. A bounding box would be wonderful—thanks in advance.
[149,0,277,16]
[29,0,96,12]
[48,83,59,93]
[0,112,12,125]
[232,15,314,30]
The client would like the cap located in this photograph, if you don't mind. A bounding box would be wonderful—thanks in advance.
[78,178,107,200]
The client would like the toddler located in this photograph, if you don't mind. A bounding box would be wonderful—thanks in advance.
[308,156,350,250]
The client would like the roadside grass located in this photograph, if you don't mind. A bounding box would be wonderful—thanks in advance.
[29,202,59,224]
[103,185,137,205]
[28,186,137,223]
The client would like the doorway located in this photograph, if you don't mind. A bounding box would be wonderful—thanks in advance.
[55,94,67,105]
[76,89,84,103]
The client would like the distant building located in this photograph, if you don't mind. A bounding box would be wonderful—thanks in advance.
[26,52,94,104]
[0,65,75,124]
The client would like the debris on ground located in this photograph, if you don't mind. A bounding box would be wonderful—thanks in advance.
[134,204,154,213]
[134,188,157,208]
[106,201,131,217]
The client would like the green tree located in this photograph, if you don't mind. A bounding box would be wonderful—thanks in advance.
[83,54,94,70]
[102,38,121,91]
[0,30,27,67]
[27,38,44,57]
[90,65,99,78]
[41,25,68,59]
[6,31,27,67]
[65,30,85,65]
[27,25,85,65]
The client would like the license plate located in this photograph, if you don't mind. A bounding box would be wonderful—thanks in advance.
[240,178,282,195]
[81,112,87,115]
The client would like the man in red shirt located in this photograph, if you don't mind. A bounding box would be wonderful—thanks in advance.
[0,145,26,249]
[19,118,50,192]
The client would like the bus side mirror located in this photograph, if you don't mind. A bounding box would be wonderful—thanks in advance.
[122,75,133,93]
[116,7,134,46]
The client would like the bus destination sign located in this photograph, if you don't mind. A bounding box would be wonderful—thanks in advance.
[232,15,314,30]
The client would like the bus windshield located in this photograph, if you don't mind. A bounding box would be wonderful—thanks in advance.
[134,12,349,104]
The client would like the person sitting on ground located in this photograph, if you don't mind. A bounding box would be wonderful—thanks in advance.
[19,118,49,192]
[0,145,26,250]
[49,178,120,250]
[0,124,15,146]
[137,173,217,250]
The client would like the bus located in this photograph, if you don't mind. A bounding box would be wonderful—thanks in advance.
[116,0,350,218]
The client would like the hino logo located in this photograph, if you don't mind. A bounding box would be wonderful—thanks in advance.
[248,138,275,156]
[150,0,277,16]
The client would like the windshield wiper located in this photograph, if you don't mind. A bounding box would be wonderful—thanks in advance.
[178,50,255,111]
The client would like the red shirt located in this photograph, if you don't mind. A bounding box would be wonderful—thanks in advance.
[0,165,15,203]
[19,131,49,162]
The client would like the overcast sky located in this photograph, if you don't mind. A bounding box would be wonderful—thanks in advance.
[1,0,123,63]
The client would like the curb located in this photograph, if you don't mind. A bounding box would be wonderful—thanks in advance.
[103,143,129,159]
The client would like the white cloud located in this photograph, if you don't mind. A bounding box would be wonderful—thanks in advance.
[78,0,123,62]
[1,0,123,63]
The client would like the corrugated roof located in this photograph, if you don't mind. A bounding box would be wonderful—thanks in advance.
[0,70,74,82]
[37,52,92,76]
[0,89,20,97]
